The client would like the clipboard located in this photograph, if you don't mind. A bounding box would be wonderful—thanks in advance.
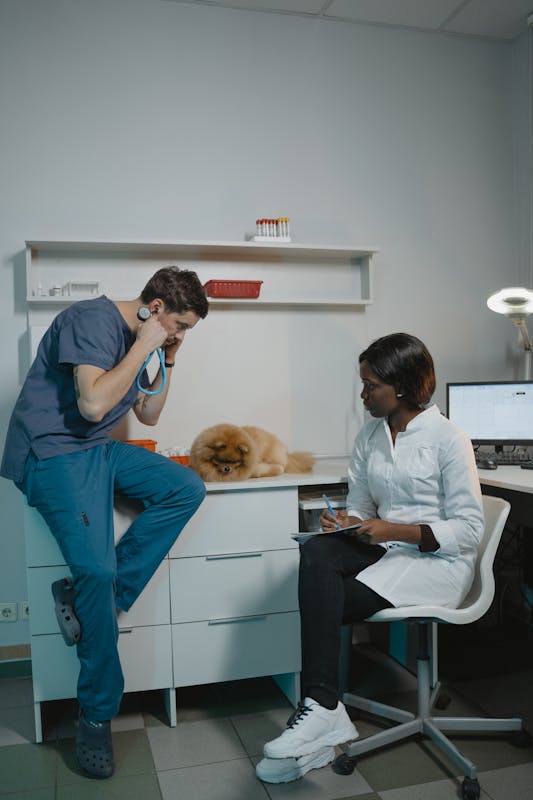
[291,524,362,544]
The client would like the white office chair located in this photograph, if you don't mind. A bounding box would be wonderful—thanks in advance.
[334,495,529,800]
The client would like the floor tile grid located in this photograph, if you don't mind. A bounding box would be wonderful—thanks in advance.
[2,674,533,800]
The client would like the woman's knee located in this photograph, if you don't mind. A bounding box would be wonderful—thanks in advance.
[300,534,338,570]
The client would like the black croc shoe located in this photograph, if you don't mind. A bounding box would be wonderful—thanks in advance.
[76,714,115,779]
[51,578,81,646]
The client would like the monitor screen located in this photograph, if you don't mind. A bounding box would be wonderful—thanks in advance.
[446,381,533,446]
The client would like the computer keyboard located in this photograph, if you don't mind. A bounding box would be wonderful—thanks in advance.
[476,452,532,466]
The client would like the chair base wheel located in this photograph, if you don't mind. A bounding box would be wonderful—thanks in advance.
[511,728,532,748]
[332,753,356,775]
[433,693,451,710]
[462,777,480,800]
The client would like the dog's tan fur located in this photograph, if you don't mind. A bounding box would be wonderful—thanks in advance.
[190,424,315,482]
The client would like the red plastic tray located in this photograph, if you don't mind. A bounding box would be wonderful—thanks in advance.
[204,280,263,299]
[124,439,157,451]
[169,455,190,466]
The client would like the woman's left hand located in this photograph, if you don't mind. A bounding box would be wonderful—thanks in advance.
[355,518,393,544]
[356,518,422,546]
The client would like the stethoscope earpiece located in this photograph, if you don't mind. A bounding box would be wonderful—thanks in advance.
[137,306,151,322]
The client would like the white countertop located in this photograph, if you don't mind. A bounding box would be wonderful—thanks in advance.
[476,464,533,495]
[204,459,533,496]
[204,457,349,493]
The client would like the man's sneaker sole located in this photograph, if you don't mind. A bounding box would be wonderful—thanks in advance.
[256,746,335,783]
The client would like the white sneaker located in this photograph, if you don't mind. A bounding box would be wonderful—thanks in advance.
[263,698,358,759]
[256,746,335,783]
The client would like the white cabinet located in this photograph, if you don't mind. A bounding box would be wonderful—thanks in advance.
[24,239,377,308]
[30,626,173,702]
[172,613,301,687]
[23,502,173,743]
[27,562,170,634]
[23,484,303,742]
[168,486,297,556]
[169,550,299,623]
[169,486,301,700]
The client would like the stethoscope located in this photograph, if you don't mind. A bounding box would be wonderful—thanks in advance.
[135,306,167,396]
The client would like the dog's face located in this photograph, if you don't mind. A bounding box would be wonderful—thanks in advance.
[206,437,251,477]
[190,424,258,482]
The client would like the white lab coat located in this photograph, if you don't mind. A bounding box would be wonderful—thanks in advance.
[346,405,484,609]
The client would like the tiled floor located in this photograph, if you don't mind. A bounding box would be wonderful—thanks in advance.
[1,647,533,800]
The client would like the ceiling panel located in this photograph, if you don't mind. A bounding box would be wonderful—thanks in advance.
[324,0,461,30]
[442,0,533,40]
[163,0,533,40]
[164,0,328,13]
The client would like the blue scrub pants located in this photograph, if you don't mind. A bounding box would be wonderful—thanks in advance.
[19,441,206,722]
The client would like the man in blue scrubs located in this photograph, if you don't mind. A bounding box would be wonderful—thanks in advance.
[1,267,208,778]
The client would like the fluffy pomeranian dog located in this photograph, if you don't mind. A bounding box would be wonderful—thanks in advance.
[190,424,315,482]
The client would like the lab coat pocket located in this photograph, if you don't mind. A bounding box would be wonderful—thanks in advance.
[404,446,439,490]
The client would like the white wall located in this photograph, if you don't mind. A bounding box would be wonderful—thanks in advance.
[511,30,531,290]
[0,0,528,646]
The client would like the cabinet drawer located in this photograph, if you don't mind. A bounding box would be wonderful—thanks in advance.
[24,496,144,567]
[27,562,170,635]
[169,487,298,557]
[30,626,173,702]
[118,625,172,692]
[170,549,299,623]
[172,612,301,686]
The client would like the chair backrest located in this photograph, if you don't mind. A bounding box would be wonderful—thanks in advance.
[459,494,510,616]
[367,494,510,625]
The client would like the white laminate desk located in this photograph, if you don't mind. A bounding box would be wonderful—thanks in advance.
[478,466,533,529]
[478,465,533,495]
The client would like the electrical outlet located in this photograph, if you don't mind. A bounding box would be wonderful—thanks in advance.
[19,601,30,621]
[0,603,18,622]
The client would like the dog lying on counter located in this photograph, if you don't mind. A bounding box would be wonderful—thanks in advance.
[189,423,315,482]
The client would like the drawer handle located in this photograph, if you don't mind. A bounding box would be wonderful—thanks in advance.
[208,615,267,626]
[119,628,133,634]
[205,552,262,561]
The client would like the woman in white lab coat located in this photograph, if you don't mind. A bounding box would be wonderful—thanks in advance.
[257,332,484,785]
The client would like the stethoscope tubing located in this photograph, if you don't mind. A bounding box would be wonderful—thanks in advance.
[136,348,167,396]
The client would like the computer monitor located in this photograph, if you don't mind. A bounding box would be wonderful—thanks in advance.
[446,381,533,447]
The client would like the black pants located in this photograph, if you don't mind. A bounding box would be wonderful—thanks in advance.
[298,533,393,708]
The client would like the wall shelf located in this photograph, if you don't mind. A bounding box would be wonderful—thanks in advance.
[25,239,378,308]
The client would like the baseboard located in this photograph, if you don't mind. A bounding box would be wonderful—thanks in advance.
[0,644,30,661]
[0,645,32,678]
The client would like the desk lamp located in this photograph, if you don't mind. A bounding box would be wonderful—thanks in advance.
[487,287,533,379]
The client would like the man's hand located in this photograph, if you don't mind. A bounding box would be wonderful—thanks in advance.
[136,317,168,355]
[163,338,182,363]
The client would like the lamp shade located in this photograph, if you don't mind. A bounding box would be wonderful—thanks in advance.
[486,287,533,317]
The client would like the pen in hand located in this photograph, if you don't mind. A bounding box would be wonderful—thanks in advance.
[322,493,340,530]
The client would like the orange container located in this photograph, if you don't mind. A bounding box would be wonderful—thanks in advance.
[169,455,190,466]
[124,439,157,451]
[204,280,263,299]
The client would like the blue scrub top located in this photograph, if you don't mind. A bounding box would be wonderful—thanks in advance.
[1,296,148,483]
